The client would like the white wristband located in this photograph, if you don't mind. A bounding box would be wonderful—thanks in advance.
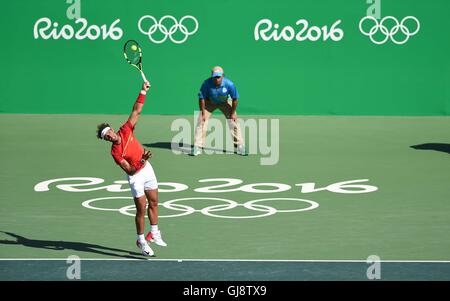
[140,90,147,95]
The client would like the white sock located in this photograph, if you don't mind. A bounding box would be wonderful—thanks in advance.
[137,234,146,243]
[151,225,159,233]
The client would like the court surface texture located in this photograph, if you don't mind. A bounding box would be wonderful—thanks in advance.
[0,114,449,280]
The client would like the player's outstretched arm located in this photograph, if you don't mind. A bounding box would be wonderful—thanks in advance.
[128,81,151,127]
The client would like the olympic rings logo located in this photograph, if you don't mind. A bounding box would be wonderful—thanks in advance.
[359,16,420,45]
[82,197,319,219]
[138,15,199,44]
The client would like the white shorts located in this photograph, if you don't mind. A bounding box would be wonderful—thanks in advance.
[127,161,158,198]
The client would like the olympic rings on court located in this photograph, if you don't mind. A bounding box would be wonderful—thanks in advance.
[359,16,420,45]
[81,197,319,219]
[138,15,199,44]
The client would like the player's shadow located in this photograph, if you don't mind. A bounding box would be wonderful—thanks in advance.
[0,231,145,259]
[410,143,450,154]
[143,142,236,155]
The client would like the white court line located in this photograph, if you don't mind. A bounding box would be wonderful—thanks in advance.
[0,258,449,263]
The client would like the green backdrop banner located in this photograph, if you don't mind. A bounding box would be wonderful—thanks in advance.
[1,0,449,115]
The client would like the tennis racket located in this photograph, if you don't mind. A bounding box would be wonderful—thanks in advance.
[123,40,148,83]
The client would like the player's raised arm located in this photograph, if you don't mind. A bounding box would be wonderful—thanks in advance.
[128,81,151,127]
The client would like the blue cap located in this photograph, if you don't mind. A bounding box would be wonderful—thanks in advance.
[212,72,223,77]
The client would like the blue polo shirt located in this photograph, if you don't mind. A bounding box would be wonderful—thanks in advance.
[198,77,239,104]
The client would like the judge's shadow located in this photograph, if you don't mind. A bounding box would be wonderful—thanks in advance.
[143,142,236,155]
[0,231,145,259]
[410,143,450,154]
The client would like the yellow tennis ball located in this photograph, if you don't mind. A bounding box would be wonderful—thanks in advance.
[131,45,137,51]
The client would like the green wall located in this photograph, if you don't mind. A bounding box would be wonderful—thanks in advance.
[1,0,449,115]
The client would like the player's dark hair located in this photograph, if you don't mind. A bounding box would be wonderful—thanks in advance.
[96,123,110,139]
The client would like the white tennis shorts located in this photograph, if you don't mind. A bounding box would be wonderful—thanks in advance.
[127,161,158,198]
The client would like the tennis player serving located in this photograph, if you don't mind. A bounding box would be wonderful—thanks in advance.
[96,81,167,257]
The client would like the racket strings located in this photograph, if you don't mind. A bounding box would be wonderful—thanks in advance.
[124,41,141,65]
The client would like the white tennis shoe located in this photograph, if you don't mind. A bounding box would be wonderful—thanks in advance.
[191,146,201,156]
[237,144,248,156]
[146,230,168,247]
[136,240,154,256]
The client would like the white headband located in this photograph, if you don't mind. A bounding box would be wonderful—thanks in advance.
[100,127,111,139]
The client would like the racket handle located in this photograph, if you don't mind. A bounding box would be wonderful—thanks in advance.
[140,71,148,84]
